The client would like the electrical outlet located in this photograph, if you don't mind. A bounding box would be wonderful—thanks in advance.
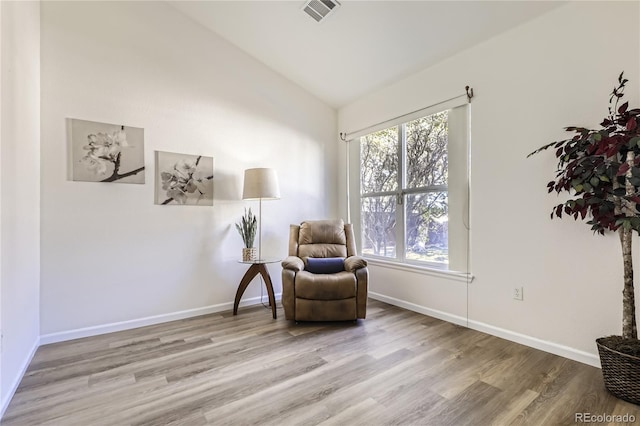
[513,287,524,301]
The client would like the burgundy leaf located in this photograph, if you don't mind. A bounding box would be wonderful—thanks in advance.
[627,117,637,131]
[606,145,619,158]
[619,101,629,114]
[617,162,631,176]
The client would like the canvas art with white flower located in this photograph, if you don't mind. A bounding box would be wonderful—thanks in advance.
[69,118,145,184]
[155,151,214,206]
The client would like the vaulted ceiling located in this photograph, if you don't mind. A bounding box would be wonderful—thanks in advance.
[170,1,563,108]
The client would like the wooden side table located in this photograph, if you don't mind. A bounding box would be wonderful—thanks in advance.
[233,259,280,319]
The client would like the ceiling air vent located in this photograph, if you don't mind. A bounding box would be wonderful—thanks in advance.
[302,0,340,23]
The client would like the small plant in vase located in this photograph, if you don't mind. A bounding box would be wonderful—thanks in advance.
[236,208,257,262]
[529,72,640,404]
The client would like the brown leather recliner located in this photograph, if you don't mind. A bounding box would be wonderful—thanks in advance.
[281,219,368,321]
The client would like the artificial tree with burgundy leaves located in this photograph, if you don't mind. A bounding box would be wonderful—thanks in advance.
[529,72,640,341]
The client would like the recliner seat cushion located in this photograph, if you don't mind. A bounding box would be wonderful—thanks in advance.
[295,271,356,300]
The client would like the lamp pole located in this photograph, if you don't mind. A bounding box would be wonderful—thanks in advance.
[258,197,263,261]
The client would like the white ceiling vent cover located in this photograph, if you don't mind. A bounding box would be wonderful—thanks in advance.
[302,0,340,23]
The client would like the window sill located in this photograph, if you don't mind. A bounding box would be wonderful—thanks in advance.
[363,257,474,283]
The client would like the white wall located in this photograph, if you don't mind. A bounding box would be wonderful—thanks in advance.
[40,1,337,337]
[0,0,41,416]
[339,1,640,365]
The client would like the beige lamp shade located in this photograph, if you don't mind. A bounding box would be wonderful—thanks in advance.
[242,168,280,200]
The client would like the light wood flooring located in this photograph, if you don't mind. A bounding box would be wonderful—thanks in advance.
[2,299,639,425]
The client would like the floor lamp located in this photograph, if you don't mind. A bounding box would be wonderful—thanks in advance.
[242,168,280,261]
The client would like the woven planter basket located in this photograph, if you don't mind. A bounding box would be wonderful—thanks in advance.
[596,337,640,405]
[242,247,257,262]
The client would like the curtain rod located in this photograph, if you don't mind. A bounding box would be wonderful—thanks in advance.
[340,86,473,141]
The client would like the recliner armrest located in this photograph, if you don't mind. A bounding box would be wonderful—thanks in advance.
[345,256,367,272]
[282,256,304,272]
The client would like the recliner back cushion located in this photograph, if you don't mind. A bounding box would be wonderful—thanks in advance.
[299,220,346,245]
[298,220,347,259]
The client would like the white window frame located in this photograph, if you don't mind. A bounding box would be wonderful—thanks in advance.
[346,96,470,274]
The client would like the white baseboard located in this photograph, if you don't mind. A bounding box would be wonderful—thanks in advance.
[467,320,600,368]
[368,291,600,368]
[0,337,40,420]
[369,292,468,326]
[40,294,281,345]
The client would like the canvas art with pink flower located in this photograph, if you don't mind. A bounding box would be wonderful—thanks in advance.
[69,118,145,184]
[155,151,214,206]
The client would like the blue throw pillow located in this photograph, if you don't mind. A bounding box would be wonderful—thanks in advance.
[305,257,345,274]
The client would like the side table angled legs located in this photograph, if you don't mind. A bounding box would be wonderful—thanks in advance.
[233,263,277,319]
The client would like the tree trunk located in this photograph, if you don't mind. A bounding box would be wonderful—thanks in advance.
[622,150,638,339]
[620,227,637,339]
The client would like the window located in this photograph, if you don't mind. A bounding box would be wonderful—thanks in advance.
[353,105,468,272]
